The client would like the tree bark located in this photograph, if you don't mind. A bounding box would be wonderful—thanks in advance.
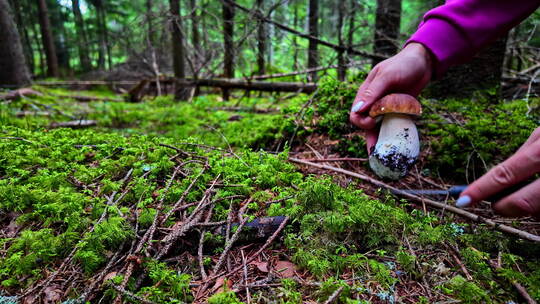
[0,0,31,87]
[146,0,154,45]
[37,0,59,77]
[222,0,235,100]
[292,4,299,70]
[307,0,319,81]
[336,0,346,81]
[256,0,266,76]
[169,0,189,100]
[94,1,110,70]
[10,0,34,75]
[373,0,401,66]
[190,0,200,63]
[72,0,92,71]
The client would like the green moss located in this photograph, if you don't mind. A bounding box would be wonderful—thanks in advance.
[441,275,490,303]
[423,97,538,180]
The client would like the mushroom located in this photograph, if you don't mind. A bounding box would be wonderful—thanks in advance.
[368,94,422,180]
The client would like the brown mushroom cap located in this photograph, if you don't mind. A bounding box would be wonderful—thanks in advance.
[369,94,422,118]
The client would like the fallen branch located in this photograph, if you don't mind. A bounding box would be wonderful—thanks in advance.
[175,78,317,93]
[302,157,368,162]
[110,283,158,304]
[324,286,344,304]
[488,253,537,304]
[211,106,280,113]
[50,120,97,129]
[196,216,289,301]
[288,158,540,243]
[251,61,366,80]
[0,88,42,101]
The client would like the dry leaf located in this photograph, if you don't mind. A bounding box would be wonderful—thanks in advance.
[43,285,62,304]
[274,260,296,278]
[212,276,232,293]
[250,260,269,273]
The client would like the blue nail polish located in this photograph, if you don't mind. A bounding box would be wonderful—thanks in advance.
[352,101,364,113]
[456,195,472,208]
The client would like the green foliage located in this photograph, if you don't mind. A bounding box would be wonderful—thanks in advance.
[0,228,72,287]
[208,288,244,304]
[441,275,490,304]
[74,216,133,273]
[423,97,538,180]
[307,78,368,158]
[136,260,193,303]
[276,279,302,304]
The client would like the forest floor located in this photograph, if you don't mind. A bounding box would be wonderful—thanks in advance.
[1,80,540,304]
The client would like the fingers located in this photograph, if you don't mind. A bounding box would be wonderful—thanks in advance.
[457,140,540,208]
[349,112,377,130]
[352,70,393,114]
[365,129,378,154]
[350,65,393,129]
[492,178,540,217]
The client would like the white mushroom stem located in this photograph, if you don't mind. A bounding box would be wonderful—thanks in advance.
[369,113,420,180]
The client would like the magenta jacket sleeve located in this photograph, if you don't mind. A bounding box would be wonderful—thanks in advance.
[408,0,539,78]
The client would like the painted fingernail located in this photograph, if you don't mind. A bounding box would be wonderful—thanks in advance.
[352,101,365,113]
[456,195,472,208]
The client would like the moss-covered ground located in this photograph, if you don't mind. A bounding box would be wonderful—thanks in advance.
[0,82,539,303]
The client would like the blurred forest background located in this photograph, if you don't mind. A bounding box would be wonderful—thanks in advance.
[1,0,539,99]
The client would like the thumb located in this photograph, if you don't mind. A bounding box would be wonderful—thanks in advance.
[352,73,393,114]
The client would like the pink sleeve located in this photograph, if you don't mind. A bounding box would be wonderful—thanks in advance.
[407,0,539,78]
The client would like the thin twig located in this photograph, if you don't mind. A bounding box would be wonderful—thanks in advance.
[324,286,344,304]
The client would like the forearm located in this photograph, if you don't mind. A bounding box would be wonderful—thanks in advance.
[408,0,539,78]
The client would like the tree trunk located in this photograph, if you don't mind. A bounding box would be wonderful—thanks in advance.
[347,0,356,48]
[10,0,34,75]
[256,0,266,76]
[0,0,31,87]
[373,0,401,66]
[190,0,200,64]
[30,16,46,76]
[307,0,319,81]
[169,0,189,100]
[427,36,509,99]
[72,0,92,71]
[222,0,235,100]
[95,2,109,70]
[146,0,154,45]
[37,0,59,77]
[292,4,298,70]
[336,0,346,81]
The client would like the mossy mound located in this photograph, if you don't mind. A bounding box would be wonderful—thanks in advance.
[0,86,539,303]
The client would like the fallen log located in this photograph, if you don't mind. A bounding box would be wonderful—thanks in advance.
[0,88,42,101]
[128,77,318,102]
[50,120,97,129]
[175,78,317,93]
[35,80,138,86]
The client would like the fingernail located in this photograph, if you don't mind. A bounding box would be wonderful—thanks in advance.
[352,101,365,113]
[456,195,472,208]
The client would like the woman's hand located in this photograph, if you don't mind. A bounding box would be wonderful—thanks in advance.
[456,128,540,217]
[350,42,433,152]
